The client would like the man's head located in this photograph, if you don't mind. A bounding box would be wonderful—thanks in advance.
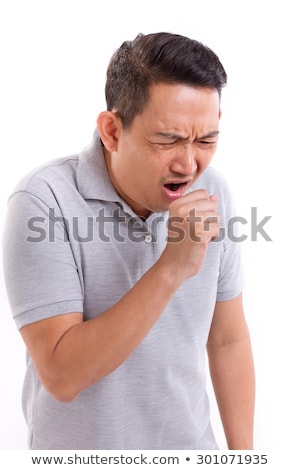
[98,33,226,218]
[105,32,227,129]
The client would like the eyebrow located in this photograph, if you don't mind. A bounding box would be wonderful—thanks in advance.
[154,130,220,141]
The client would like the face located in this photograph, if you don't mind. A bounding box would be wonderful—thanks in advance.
[100,83,221,218]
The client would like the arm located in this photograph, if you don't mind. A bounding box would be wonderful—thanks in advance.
[20,190,219,403]
[21,258,183,403]
[206,293,255,449]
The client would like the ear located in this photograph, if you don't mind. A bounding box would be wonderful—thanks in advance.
[97,111,121,152]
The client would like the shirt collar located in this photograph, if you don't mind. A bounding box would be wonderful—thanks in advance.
[76,128,122,202]
[76,129,169,223]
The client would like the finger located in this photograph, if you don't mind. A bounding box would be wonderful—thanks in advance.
[209,194,218,203]
[172,189,209,207]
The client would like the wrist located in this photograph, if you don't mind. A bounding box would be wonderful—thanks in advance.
[154,253,188,292]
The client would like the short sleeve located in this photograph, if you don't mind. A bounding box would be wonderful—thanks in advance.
[2,191,83,329]
[215,180,245,302]
[216,237,245,301]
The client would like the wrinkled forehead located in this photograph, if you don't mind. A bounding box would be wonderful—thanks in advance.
[139,83,220,137]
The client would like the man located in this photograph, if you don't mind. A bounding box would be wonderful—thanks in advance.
[3,32,255,450]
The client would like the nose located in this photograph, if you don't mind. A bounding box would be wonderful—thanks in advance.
[169,145,197,176]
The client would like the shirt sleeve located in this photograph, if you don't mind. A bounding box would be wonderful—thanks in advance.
[216,178,245,302]
[2,191,84,329]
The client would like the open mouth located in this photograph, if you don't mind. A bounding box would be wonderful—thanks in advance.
[163,182,188,200]
[164,183,184,192]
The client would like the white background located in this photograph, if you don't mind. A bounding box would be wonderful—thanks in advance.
[0,0,299,450]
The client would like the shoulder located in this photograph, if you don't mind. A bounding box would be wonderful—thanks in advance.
[191,166,232,199]
[192,166,238,223]
[8,155,79,205]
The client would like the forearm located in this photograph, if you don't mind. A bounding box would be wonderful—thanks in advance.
[207,336,255,449]
[45,257,182,401]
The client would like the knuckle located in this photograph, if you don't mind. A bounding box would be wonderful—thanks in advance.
[199,189,209,199]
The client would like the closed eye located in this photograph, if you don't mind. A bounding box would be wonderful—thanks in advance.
[155,141,177,145]
[196,140,217,144]
[196,140,217,148]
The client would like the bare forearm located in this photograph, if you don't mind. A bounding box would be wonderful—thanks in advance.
[46,258,181,401]
[207,336,255,449]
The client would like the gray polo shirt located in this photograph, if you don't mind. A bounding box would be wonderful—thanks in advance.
[3,129,244,450]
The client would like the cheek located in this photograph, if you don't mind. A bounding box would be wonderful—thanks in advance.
[194,151,215,175]
[139,149,166,174]
[200,146,217,162]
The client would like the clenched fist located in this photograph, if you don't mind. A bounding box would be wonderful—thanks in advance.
[160,189,220,284]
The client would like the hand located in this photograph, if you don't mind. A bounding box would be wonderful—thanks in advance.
[160,190,220,283]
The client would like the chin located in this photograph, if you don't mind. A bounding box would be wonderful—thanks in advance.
[151,204,171,214]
